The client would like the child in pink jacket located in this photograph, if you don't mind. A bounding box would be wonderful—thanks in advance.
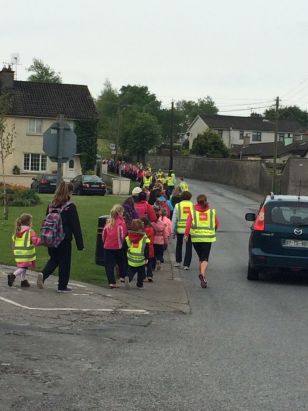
[151,210,168,270]
[161,208,172,244]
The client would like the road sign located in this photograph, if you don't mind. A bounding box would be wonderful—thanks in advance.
[111,150,116,155]
[109,143,116,150]
[43,121,77,163]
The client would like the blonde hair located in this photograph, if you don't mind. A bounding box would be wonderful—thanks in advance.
[106,204,124,228]
[15,213,32,234]
[52,181,70,206]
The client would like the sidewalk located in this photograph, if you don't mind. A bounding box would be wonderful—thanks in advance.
[0,248,190,316]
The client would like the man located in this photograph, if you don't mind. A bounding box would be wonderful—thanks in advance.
[141,170,153,190]
[166,170,176,197]
[179,177,189,192]
[171,191,193,270]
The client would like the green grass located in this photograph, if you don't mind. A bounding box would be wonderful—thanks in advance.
[0,194,125,286]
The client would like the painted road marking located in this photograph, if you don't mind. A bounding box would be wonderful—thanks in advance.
[0,296,149,314]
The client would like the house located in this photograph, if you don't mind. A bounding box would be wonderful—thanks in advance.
[187,114,300,149]
[0,66,97,186]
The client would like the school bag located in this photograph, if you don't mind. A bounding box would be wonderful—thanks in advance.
[40,201,71,247]
[135,202,148,219]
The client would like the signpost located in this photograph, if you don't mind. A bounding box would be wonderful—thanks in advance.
[43,114,77,187]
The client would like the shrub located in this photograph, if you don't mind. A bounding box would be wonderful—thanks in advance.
[0,187,40,207]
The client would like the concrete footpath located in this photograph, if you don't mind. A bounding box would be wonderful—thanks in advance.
[0,249,190,319]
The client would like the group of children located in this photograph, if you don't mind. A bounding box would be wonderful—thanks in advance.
[102,200,171,289]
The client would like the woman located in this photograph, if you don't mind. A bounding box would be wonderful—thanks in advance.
[184,194,219,289]
[37,182,84,292]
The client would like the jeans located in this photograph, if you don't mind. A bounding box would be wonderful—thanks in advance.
[153,244,164,269]
[176,233,192,267]
[146,257,155,278]
[128,265,146,287]
[104,249,127,284]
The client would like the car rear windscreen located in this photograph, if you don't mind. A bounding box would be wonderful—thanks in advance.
[83,176,102,183]
[266,203,308,226]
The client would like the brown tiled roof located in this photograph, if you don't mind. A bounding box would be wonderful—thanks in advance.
[199,114,300,133]
[5,81,97,120]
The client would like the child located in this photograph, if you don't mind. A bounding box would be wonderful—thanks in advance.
[141,216,155,282]
[161,208,172,245]
[9,213,41,288]
[152,210,168,271]
[102,204,128,289]
[123,219,150,289]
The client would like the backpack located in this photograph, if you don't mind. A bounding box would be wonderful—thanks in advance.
[40,201,71,248]
[135,202,148,219]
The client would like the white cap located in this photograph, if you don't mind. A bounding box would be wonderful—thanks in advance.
[132,187,142,195]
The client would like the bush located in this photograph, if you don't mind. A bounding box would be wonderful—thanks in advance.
[0,187,40,207]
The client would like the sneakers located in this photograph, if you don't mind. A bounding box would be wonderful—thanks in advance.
[21,279,30,288]
[174,262,181,267]
[7,273,16,287]
[198,274,208,289]
[156,261,161,271]
[183,266,190,270]
[147,277,153,283]
[109,284,119,289]
[124,276,130,289]
[57,287,73,293]
[37,273,44,289]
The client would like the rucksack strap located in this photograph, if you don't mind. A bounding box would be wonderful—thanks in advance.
[48,201,72,214]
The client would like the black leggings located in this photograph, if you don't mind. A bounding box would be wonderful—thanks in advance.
[192,242,212,261]
[42,239,72,290]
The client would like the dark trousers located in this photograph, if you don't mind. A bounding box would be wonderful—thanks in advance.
[128,265,145,287]
[104,249,127,284]
[153,244,164,269]
[176,233,192,267]
[42,239,72,290]
[146,257,155,278]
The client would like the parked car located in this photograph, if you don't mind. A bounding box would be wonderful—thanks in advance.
[71,175,106,195]
[31,174,57,193]
[245,194,308,280]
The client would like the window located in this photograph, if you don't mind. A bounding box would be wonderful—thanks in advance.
[278,133,285,142]
[28,119,43,134]
[252,131,262,142]
[239,130,244,140]
[24,154,47,171]
[69,159,74,169]
[216,129,223,138]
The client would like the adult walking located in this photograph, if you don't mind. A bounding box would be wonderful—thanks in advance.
[171,191,193,270]
[37,182,84,292]
[184,194,219,288]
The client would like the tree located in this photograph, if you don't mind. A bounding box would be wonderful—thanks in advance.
[191,129,229,158]
[75,119,98,172]
[119,85,161,116]
[27,58,62,83]
[264,105,308,127]
[0,93,16,219]
[96,80,119,140]
[175,97,218,133]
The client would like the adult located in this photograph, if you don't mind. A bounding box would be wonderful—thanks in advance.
[122,196,138,229]
[37,182,84,292]
[172,191,193,270]
[141,170,154,190]
[179,177,189,192]
[184,194,219,288]
[166,170,176,197]
[133,189,157,222]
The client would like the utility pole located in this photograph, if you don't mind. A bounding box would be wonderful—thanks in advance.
[169,101,174,170]
[56,114,64,187]
[115,104,121,167]
[272,96,280,193]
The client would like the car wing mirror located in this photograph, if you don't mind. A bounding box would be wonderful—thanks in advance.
[245,212,256,222]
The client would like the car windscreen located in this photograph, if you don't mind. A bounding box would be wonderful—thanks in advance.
[44,175,57,181]
[83,175,102,183]
[266,202,308,226]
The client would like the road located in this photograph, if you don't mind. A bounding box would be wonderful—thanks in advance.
[2,179,308,410]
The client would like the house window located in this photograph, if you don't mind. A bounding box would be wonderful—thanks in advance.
[252,131,262,142]
[28,119,43,134]
[69,159,74,169]
[24,153,47,171]
[216,129,223,138]
[239,130,244,140]
[278,133,285,142]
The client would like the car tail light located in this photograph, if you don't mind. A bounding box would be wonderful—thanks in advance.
[82,183,89,188]
[253,207,265,231]
[41,179,48,184]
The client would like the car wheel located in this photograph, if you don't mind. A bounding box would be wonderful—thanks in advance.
[247,264,259,281]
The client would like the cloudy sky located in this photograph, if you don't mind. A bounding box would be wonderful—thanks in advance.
[2,0,308,115]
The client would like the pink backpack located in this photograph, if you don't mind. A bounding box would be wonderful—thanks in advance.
[40,202,71,248]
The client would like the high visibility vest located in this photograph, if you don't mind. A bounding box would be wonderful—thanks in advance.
[179,181,189,192]
[12,230,36,263]
[143,176,153,188]
[126,235,150,267]
[159,177,166,184]
[175,200,194,234]
[167,176,174,186]
[190,208,216,243]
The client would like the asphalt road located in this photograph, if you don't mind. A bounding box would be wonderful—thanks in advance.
[2,179,308,411]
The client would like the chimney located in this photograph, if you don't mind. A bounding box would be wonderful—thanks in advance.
[0,65,15,90]
[243,134,250,146]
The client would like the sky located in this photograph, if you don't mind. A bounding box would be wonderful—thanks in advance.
[2,0,308,116]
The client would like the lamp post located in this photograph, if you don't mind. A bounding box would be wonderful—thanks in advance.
[169,101,174,170]
[271,97,280,193]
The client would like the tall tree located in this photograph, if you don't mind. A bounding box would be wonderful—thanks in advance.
[119,85,161,116]
[96,80,119,139]
[191,129,229,158]
[0,93,16,220]
[264,105,308,127]
[27,58,62,83]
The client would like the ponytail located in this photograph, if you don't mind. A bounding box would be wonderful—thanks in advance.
[15,213,32,235]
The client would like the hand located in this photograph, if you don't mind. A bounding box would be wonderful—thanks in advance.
[172,233,176,239]
[145,259,148,264]
[183,236,188,242]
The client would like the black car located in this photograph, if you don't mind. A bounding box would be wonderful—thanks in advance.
[245,194,308,280]
[31,174,57,193]
[71,175,106,195]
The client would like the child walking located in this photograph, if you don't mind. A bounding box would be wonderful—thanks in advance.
[141,216,155,282]
[9,213,41,287]
[152,210,168,271]
[123,219,150,289]
[102,204,128,289]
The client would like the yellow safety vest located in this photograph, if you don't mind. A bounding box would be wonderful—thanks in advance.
[190,208,216,243]
[126,235,150,267]
[167,176,175,186]
[179,181,189,192]
[159,177,166,184]
[175,200,194,234]
[143,176,153,188]
[12,230,36,263]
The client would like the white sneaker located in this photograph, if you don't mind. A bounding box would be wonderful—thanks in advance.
[183,266,190,270]
[124,276,130,289]
[37,273,44,289]
[174,262,181,267]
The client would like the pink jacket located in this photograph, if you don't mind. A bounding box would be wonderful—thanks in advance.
[161,216,172,241]
[152,218,168,245]
[15,226,42,268]
[102,216,127,249]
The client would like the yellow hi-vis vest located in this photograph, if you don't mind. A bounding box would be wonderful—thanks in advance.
[126,235,150,267]
[12,230,36,263]
[143,176,153,188]
[179,181,189,192]
[167,176,175,186]
[175,200,194,234]
[190,208,216,243]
